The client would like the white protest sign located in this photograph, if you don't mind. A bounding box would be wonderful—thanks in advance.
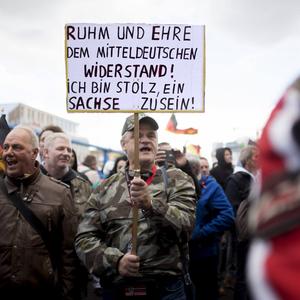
[65,23,205,112]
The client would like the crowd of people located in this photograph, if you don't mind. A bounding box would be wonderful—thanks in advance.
[0,75,300,300]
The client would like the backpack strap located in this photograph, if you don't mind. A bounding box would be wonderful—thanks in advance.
[160,166,169,196]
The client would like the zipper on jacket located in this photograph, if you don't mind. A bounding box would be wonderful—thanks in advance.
[47,212,52,232]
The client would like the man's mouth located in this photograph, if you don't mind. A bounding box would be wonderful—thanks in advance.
[59,156,70,162]
[59,159,69,163]
[140,146,151,153]
[5,158,17,167]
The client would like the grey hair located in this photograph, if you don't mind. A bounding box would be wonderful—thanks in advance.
[186,153,201,177]
[120,131,132,144]
[120,131,130,153]
[14,125,39,148]
[239,146,257,167]
[44,132,71,149]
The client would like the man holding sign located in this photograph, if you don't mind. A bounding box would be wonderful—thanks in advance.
[75,113,196,299]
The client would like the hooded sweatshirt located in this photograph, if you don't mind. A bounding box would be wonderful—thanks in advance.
[210,147,234,190]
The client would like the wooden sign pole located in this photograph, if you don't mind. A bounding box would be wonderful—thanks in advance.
[131,113,140,255]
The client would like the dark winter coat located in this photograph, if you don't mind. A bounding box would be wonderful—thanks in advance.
[225,170,253,214]
[0,167,78,299]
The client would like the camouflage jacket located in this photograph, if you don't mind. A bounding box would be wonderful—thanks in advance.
[75,166,196,283]
[60,169,92,218]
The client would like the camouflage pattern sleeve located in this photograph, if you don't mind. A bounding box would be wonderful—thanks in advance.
[71,175,93,218]
[146,167,196,238]
[74,181,124,279]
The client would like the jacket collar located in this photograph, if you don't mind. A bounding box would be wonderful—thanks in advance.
[5,161,41,194]
[40,164,77,184]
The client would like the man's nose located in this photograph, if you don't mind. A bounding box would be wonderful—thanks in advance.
[139,135,149,142]
[63,149,71,156]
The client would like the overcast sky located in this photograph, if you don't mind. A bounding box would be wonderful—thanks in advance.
[1,0,300,158]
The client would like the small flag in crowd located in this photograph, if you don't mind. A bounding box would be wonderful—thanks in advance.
[166,113,198,135]
[186,144,201,155]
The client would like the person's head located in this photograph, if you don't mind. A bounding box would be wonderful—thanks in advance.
[70,149,78,171]
[108,155,127,177]
[120,114,159,171]
[224,148,233,164]
[2,126,39,178]
[39,125,63,160]
[39,125,64,141]
[114,155,127,172]
[43,132,72,175]
[216,147,232,166]
[82,154,98,170]
[239,145,259,175]
[156,142,176,167]
[158,142,172,151]
[200,157,210,176]
[186,154,201,178]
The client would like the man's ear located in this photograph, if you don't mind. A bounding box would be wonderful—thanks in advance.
[32,148,39,160]
[120,139,127,152]
[43,148,49,159]
[120,134,129,153]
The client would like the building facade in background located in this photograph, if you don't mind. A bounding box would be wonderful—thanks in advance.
[0,102,121,168]
[211,137,258,166]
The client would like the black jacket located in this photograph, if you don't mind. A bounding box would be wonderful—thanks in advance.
[225,171,252,214]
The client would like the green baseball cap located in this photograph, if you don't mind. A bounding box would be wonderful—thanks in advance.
[121,113,159,135]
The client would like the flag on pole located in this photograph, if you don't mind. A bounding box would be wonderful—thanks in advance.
[166,113,198,135]
[166,113,177,132]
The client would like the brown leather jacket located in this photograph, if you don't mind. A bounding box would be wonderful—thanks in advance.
[0,167,78,299]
